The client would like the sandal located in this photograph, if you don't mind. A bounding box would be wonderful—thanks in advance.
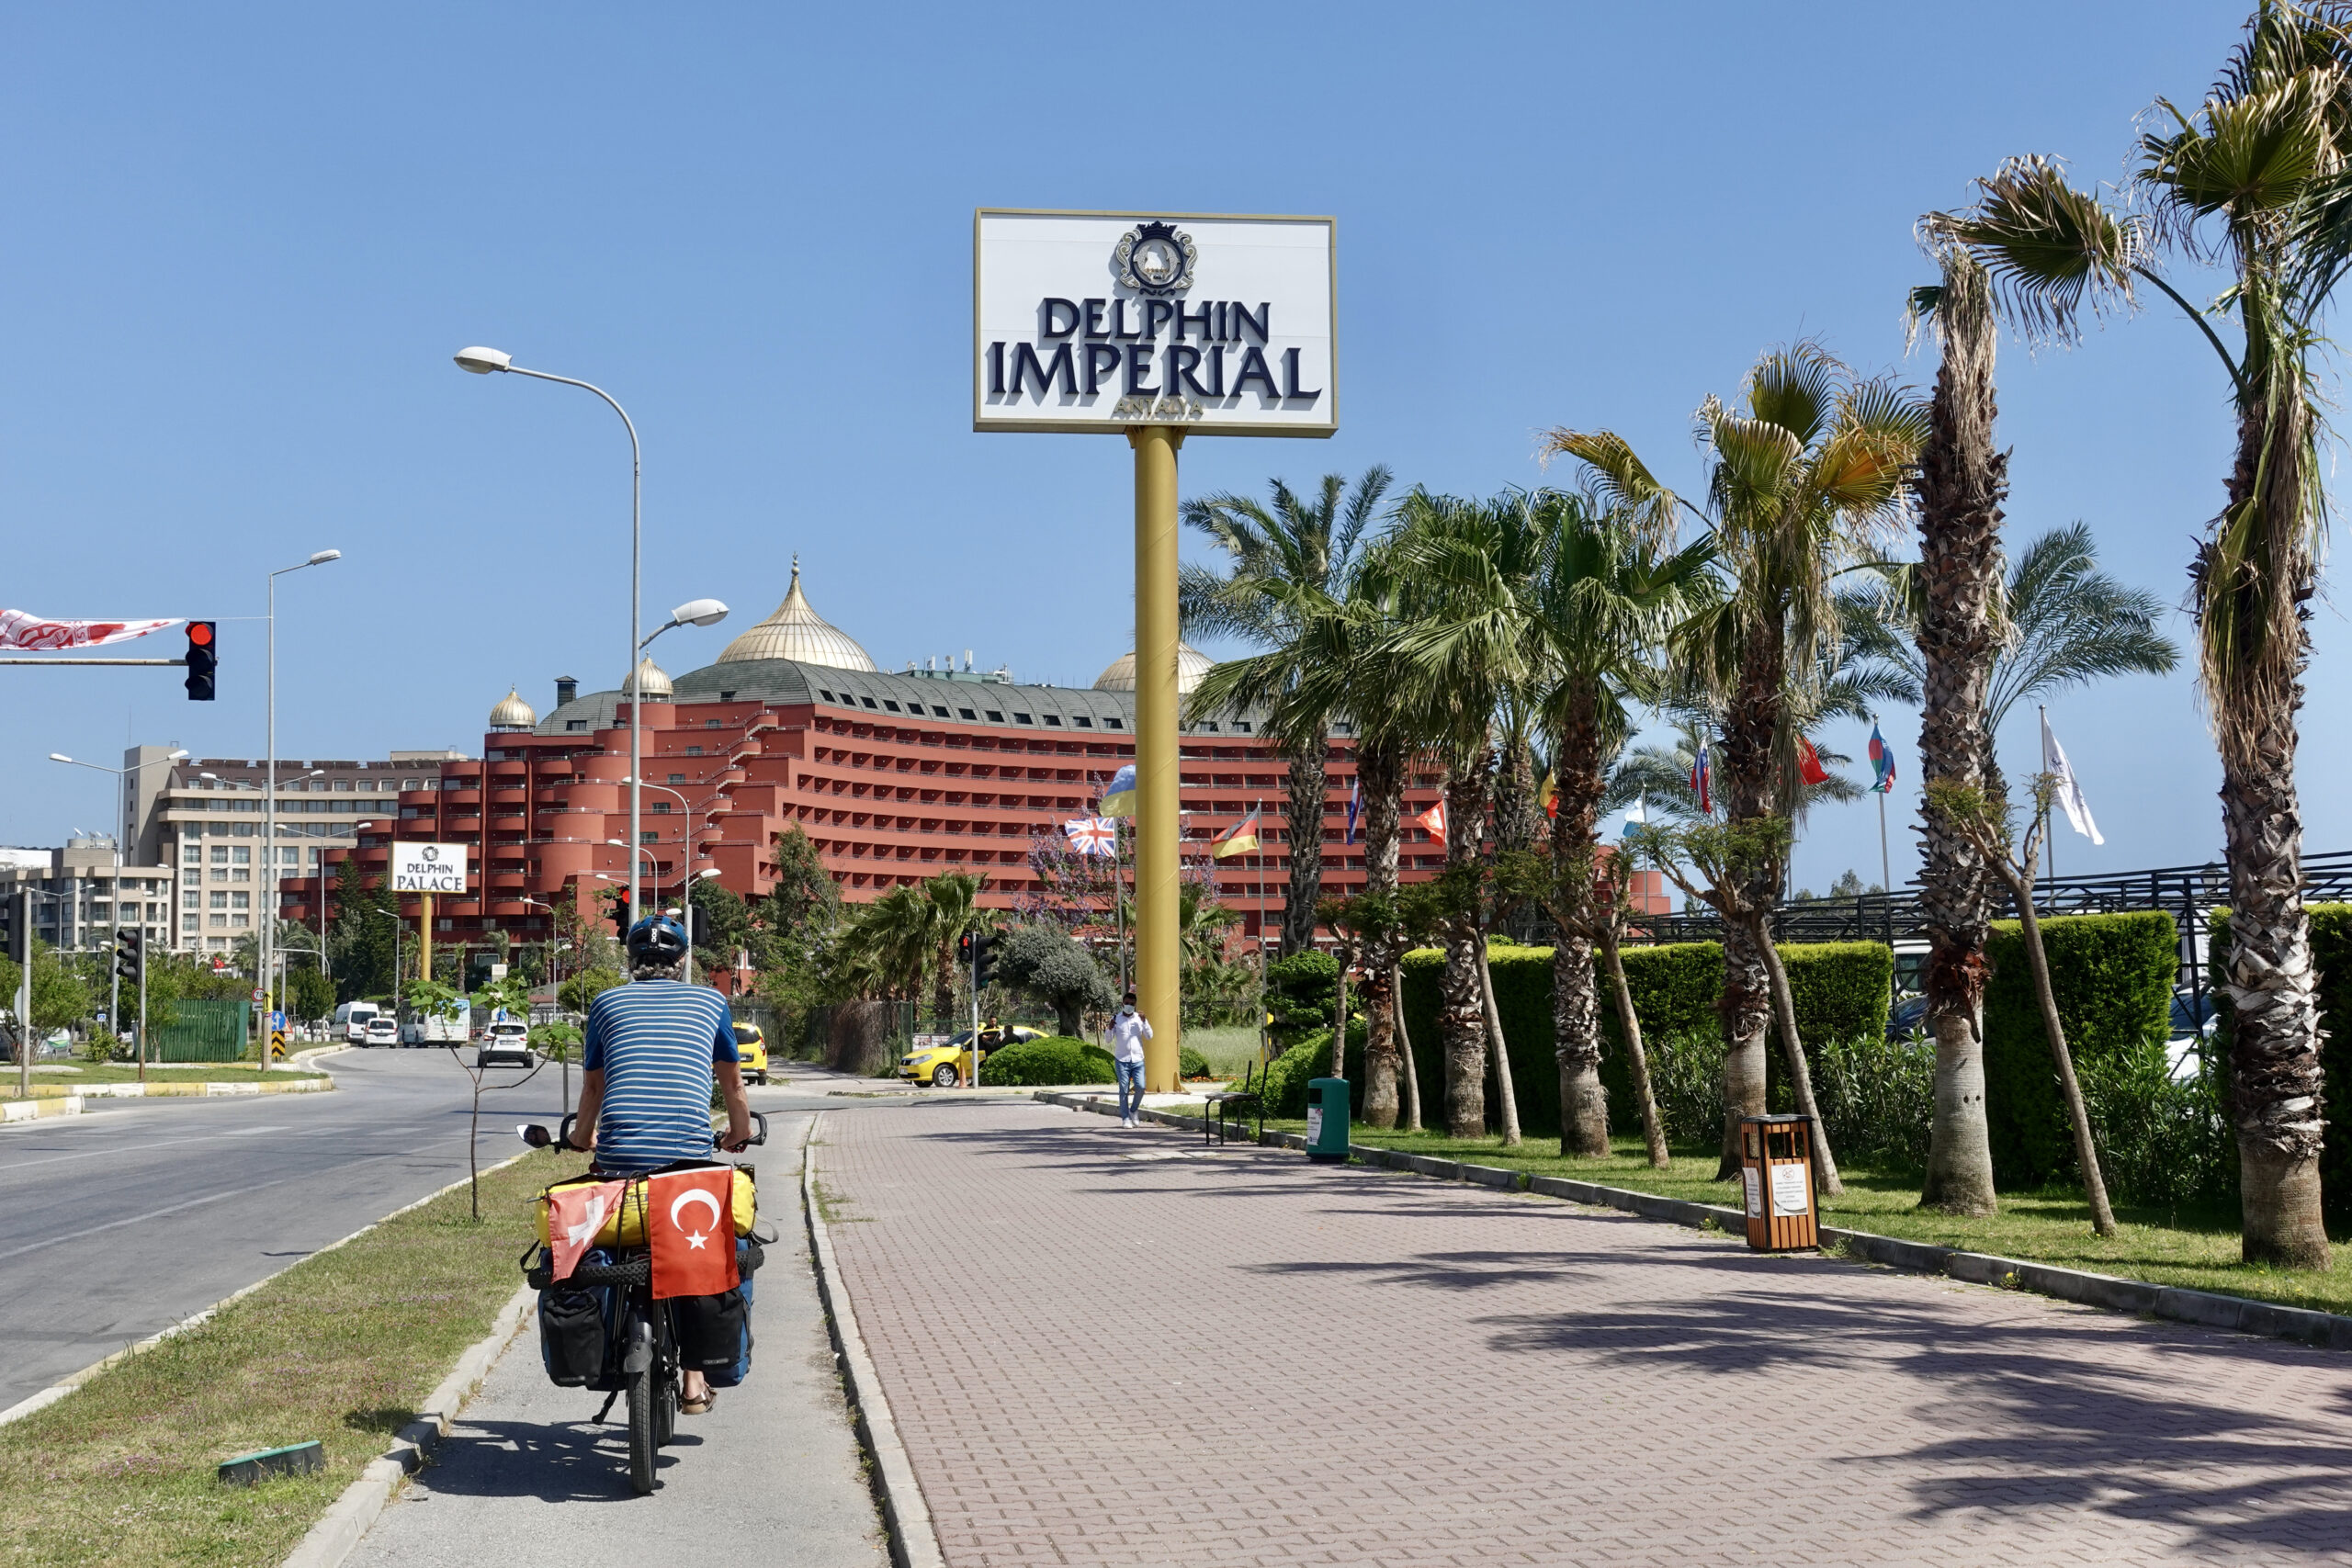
[680,1389,715,1416]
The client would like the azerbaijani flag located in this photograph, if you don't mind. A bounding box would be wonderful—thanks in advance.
[1869,722,1896,794]
[1688,747,1711,815]
[1797,735,1831,787]
[1099,763,1137,818]
[1212,807,1261,860]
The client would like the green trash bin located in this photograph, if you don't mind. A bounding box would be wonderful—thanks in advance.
[1306,1077,1351,1164]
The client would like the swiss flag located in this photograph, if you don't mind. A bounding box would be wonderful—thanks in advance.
[647,1168,739,1300]
[547,1179,627,1282]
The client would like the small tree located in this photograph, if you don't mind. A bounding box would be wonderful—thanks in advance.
[994,923,1115,1037]
[1926,775,2119,1236]
[1632,817,1845,1195]
[559,966,623,1015]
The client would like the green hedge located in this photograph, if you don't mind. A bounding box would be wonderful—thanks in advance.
[2212,904,2352,1221]
[975,1035,1116,1086]
[1396,939,1893,1138]
[1180,1044,1212,1080]
[1259,1022,1368,1117]
[1264,952,1340,1046]
[1984,911,2177,1189]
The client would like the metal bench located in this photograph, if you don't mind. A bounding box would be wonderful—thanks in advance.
[1203,1059,1264,1147]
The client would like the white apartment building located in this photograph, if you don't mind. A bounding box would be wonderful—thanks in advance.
[0,838,175,956]
[124,747,465,953]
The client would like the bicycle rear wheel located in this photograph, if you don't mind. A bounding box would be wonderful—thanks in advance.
[626,1321,656,1495]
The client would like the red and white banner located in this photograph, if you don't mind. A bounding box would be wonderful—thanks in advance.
[545,1179,628,1282]
[0,609,179,651]
[647,1168,739,1300]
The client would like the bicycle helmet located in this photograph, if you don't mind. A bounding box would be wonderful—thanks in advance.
[625,913,690,964]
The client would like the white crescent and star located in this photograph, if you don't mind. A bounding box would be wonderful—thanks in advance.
[670,1187,724,1250]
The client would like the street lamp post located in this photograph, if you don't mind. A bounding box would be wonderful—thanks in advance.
[374,908,403,1028]
[50,747,188,1076]
[265,550,340,1061]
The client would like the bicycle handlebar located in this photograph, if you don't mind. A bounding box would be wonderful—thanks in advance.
[515,1108,766,1153]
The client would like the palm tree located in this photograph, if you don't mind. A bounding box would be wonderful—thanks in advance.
[1191,526,1419,1125]
[1548,345,1928,1176]
[1848,525,2179,778]
[1925,12,2341,1260]
[1182,468,1394,957]
[918,872,989,1021]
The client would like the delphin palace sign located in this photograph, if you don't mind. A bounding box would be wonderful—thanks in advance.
[973,210,1337,437]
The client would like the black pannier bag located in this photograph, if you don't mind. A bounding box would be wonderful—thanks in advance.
[539,1284,608,1387]
[672,1285,751,1377]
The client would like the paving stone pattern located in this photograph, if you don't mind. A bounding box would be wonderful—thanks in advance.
[820,1100,2352,1566]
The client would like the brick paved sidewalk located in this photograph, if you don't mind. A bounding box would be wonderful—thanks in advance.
[819,1101,2352,1567]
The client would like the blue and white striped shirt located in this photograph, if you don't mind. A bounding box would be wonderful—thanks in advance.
[582,980,739,1176]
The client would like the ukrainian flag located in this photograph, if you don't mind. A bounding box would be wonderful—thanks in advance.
[1100,763,1137,818]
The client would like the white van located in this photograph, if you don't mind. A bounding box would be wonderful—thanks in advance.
[334,1001,380,1044]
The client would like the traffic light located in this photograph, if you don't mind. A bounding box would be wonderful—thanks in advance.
[2,890,28,966]
[683,903,710,948]
[972,931,999,990]
[607,890,632,940]
[115,928,144,987]
[183,621,217,702]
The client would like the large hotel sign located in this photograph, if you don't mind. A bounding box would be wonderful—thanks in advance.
[973,209,1337,437]
[389,841,469,894]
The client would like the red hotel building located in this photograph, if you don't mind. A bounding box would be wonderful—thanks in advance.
[304,561,1534,951]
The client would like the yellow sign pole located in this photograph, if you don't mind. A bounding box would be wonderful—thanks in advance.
[1129,425,1183,1093]
[420,892,434,983]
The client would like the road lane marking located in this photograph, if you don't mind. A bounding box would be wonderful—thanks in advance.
[0,1183,283,1264]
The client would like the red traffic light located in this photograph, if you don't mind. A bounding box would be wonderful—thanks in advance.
[187,622,214,647]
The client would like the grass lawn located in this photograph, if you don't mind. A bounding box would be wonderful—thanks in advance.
[1182,1112,2352,1320]
[1182,1025,1265,1077]
[0,1146,583,1568]
[3,1065,326,1100]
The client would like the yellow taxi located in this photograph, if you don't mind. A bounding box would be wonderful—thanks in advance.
[899,1025,1044,1088]
[731,1021,771,1086]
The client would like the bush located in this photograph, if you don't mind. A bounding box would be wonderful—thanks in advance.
[1811,1034,1935,1172]
[1984,911,2177,1188]
[1260,1022,1368,1117]
[1264,952,1340,1046]
[1399,938,1898,1140]
[1179,1045,1212,1080]
[975,1035,1115,1086]
[1642,1030,1727,1147]
[2079,1047,2233,1213]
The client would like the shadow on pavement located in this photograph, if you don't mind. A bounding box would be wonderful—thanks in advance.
[405,1417,707,1503]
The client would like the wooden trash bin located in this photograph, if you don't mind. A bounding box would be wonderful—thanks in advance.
[1739,1113,1818,1252]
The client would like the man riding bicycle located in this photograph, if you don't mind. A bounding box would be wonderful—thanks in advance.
[565,912,752,1415]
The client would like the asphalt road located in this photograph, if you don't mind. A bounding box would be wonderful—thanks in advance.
[346,1111,885,1563]
[0,1047,593,1411]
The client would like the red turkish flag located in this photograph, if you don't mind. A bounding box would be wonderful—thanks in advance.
[1797,735,1831,787]
[647,1168,739,1300]
[546,1179,627,1282]
[1415,800,1447,842]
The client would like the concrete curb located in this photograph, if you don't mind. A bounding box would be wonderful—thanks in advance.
[804,1112,945,1568]
[0,1149,537,1428]
[277,1283,537,1568]
[1035,1091,2352,1355]
[0,1095,83,1124]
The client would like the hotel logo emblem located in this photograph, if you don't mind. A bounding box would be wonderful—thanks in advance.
[1113,221,1196,297]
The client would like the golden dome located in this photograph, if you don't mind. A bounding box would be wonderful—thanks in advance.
[627,657,674,700]
[716,557,877,671]
[488,686,537,730]
[1093,642,1211,696]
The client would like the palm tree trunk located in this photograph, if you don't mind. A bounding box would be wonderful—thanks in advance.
[1915,247,2006,1218]
[2214,387,2329,1269]
[1716,628,1782,1179]
[2008,869,2116,1236]
[1754,924,1842,1197]
[1548,710,1611,1159]
[1476,938,1521,1147]
[1356,737,1407,1129]
[1600,923,1668,1168]
[1440,763,1489,1138]
[1280,732,1329,956]
[1332,959,1349,1078]
[1393,964,1423,1134]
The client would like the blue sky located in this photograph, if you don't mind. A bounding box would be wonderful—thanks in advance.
[0,3,2306,892]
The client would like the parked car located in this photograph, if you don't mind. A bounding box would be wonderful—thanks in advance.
[732,1022,771,1086]
[335,1001,381,1044]
[900,1026,1046,1088]
[363,1017,399,1047]
[476,1020,534,1069]
[1886,995,1928,1039]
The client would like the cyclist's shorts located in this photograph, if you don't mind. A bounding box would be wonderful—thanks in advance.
[536,1164,756,1249]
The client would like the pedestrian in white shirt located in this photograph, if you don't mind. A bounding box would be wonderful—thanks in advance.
[1108,992,1151,1126]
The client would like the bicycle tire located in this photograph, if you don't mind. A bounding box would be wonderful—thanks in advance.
[626,1328,656,1495]
[524,1238,763,1292]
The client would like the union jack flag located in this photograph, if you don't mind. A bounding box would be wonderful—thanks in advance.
[1063,817,1118,857]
